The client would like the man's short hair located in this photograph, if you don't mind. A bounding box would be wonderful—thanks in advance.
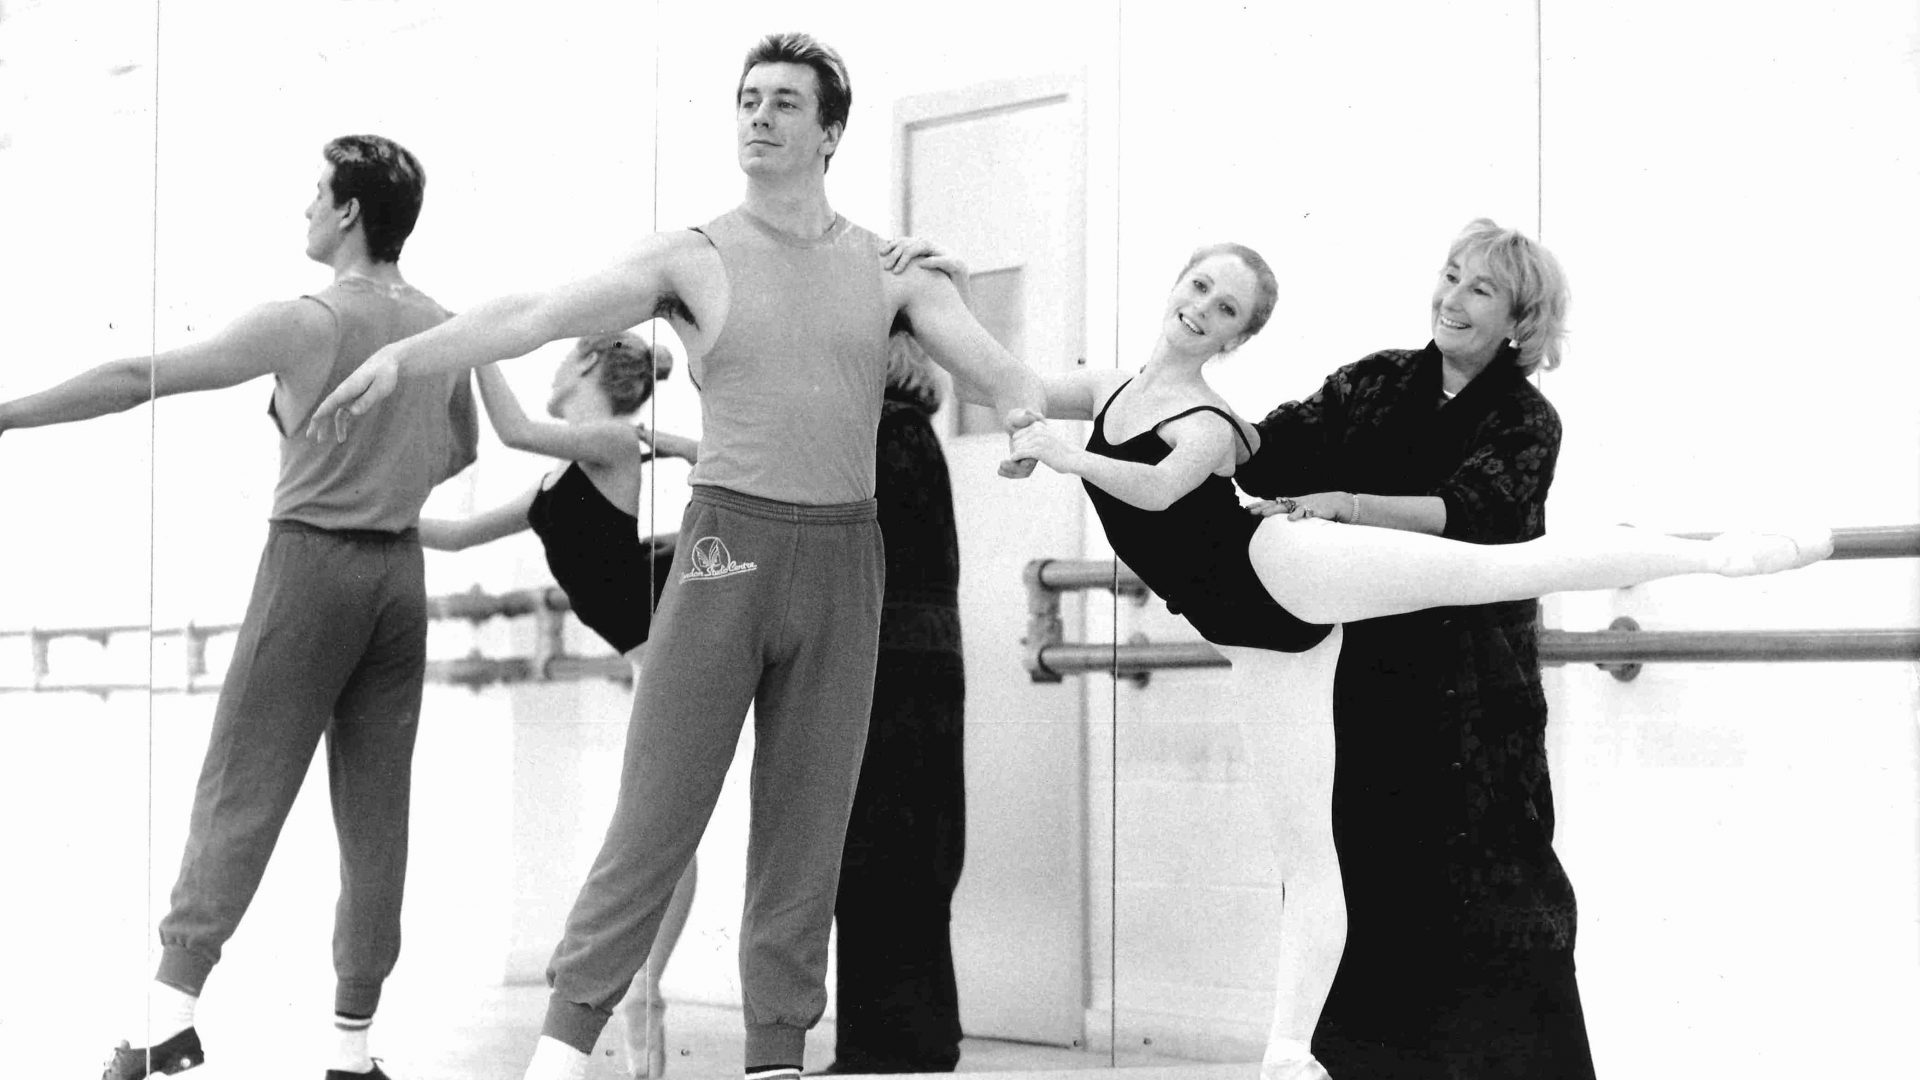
[737,32,851,172]
[323,135,426,264]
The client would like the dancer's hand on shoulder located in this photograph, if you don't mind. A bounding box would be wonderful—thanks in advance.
[307,349,400,442]
[881,236,971,295]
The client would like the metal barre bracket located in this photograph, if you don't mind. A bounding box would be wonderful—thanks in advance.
[1023,560,1067,684]
[1597,617,1643,682]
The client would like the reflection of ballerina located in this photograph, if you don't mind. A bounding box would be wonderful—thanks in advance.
[417,333,696,1079]
[943,239,1828,1079]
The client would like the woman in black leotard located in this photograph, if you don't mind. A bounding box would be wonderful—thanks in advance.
[948,242,1831,1080]
[418,331,696,1080]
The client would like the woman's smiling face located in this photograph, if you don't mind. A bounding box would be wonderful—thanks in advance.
[1163,253,1258,357]
[1431,250,1518,366]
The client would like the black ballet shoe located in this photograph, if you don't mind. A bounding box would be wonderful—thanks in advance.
[325,1060,394,1080]
[1713,524,1835,576]
[101,1026,204,1079]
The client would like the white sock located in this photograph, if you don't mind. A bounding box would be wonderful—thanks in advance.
[525,1035,591,1080]
[142,981,197,1045]
[332,1012,375,1073]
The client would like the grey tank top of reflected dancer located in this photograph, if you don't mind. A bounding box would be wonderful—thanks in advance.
[270,277,478,532]
[687,208,893,504]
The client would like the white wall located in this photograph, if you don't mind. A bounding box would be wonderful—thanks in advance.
[0,0,159,628]
[1537,3,1920,1075]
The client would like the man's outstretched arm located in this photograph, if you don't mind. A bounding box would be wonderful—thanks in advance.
[895,266,1047,473]
[307,232,697,440]
[0,300,333,435]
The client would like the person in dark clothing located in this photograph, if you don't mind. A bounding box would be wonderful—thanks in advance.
[1233,217,1589,1078]
[822,331,968,1073]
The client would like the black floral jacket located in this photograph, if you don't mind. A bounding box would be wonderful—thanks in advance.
[1240,342,1575,958]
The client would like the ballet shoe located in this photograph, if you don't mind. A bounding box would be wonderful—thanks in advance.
[1260,1057,1332,1080]
[101,1026,204,1078]
[1712,524,1835,577]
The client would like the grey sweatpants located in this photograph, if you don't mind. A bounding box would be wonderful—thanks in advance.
[156,520,426,1017]
[543,485,883,1069]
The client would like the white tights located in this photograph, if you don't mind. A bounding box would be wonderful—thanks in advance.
[1250,518,1772,627]
[1217,636,1345,1067]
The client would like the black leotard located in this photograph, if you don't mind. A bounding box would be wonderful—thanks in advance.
[1082,380,1333,654]
[526,462,672,653]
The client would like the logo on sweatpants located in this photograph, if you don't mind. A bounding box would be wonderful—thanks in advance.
[682,536,758,581]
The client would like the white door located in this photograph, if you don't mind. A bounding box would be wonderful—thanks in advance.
[895,74,1092,1046]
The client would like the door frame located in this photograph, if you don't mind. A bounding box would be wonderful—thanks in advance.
[891,71,1096,1047]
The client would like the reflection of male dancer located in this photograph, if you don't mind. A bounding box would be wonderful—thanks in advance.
[0,135,474,1080]
[307,32,1045,1080]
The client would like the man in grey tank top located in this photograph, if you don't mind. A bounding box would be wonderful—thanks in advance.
[0,135,475,1080]
[307,32,1046,1080]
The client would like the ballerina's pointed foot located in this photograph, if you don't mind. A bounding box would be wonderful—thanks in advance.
[1261,1058,1332,1080]
[1712,524,1834,577]
[629,997,666,1078]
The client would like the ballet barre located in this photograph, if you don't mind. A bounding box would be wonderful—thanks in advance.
[1023,525,1920,684]
[5,526,1913,694]
[0,585,625,696]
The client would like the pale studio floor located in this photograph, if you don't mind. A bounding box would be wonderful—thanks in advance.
[50,984,1198,1079]
[403,986,1187,1080]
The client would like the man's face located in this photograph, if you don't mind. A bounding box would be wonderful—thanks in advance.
[303,162,349,262]
[736,61,838,178]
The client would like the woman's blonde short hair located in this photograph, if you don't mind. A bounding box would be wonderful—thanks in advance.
[1446,218,1570,374]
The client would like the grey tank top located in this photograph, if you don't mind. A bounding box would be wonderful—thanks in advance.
[687,208,892,504]
[270,277,478,532]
